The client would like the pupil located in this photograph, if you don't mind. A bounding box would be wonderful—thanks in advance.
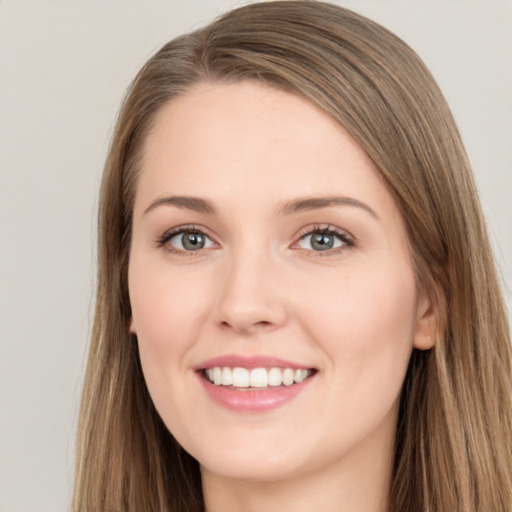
[311,233,333,251]
[183,232,204,250]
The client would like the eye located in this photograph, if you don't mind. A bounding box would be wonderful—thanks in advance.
[171,231,213,251]
[296,226,353,252]
[158,227,216,253]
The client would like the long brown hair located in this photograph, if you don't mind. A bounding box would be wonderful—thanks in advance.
[73,2,512,510]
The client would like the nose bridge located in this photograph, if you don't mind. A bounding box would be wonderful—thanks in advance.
[215,236,286,333]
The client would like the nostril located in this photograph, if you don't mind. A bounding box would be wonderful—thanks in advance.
[219,318,274,333]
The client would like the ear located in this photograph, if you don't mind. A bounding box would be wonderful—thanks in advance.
[413,290,436,350]
[129,315,137,335]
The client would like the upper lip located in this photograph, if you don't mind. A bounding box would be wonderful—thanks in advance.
[195,354,316,371]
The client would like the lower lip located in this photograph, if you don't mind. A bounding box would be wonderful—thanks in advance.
[198,373,315,413]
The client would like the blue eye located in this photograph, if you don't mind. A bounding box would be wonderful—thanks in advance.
[297,228,351,252]
[161,228,215,252]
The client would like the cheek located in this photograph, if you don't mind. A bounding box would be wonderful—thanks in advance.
[297,262,417,453]
[127,257,214,411]
[300,259,417,390]
[129,258,211,352]
[128,257,217,444]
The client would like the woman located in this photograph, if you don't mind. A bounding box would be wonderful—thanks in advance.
[73,2,512,511]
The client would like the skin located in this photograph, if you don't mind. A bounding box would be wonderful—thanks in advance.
[128,81,435,512]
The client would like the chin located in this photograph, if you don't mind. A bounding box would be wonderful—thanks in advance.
[181,427,313,483]
[198,451,308,483]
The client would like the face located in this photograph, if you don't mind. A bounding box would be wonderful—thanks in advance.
[128,81,434,484]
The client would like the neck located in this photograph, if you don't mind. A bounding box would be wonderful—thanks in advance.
[201,430,394,512]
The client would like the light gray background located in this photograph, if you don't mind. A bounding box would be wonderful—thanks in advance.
[1,1,510,511]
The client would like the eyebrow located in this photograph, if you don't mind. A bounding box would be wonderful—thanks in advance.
[143,194,378,219]
[279,196,379,219]
[143,195,217,215]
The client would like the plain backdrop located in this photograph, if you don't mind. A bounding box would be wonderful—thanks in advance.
[1,1,511,510]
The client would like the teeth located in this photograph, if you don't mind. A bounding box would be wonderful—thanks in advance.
[250,368,268,388]
[268,367,282,386]
[204,366,312,388]
[232,367,250,387]
[282,368,294,386]
[221,367,232,386]
[294,369,308,383]
[213,367,222,385]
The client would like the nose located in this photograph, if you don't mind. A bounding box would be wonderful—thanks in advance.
[214,246,288,335]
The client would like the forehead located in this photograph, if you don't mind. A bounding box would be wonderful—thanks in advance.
[135,81,397,221]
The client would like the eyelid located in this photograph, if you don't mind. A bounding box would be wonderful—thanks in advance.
[292,224,355,254]
[156,224,219,254]
[155,223,354,256]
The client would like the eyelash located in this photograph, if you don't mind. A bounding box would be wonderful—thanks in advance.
[294,224,355,256]
[156,224,214,255]
[155,224,355,256]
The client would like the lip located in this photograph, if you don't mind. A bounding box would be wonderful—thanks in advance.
[195,354,314,371]
[195,354,317,413]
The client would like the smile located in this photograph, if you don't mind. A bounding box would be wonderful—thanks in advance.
[204,366,313,388]
[196,356,317,412]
